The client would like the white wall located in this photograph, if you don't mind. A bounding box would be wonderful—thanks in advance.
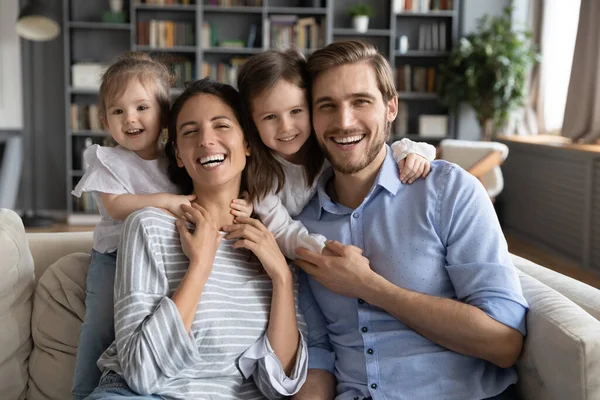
[0,2,24,130]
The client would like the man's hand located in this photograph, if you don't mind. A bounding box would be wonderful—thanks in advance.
[295,240,374,298]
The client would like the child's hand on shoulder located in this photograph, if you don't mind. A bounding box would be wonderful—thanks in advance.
[230,192,253,220]
[166,194,197,218]
[398,153,431,184]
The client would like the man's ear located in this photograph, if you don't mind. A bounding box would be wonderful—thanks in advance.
[386,96,399,123]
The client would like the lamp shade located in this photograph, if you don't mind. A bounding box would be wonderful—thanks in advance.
[16,1,61,41]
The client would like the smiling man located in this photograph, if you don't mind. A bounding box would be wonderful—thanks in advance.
[292,40,528,400]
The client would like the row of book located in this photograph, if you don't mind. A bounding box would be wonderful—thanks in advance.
[74,192,100,214]
[266,15,325,50]
[136,20,195,48]
[201,23,258,49]
[70,104,101,131]
[136,0,194,4]
[202,57,248,87]
[394,0,454,12]
[206,0,263,5]
[396,65,438,93]
[417,22,447,51]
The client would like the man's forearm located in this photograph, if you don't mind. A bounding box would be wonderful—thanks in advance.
[292,369,336,400]
[361,274,523,368]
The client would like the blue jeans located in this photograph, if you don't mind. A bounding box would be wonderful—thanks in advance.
[85,371,163,399]
[72,250,117,400]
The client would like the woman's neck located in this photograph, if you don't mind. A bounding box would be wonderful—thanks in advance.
[193,182,241,230]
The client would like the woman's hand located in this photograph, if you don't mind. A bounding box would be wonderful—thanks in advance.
[222,216,291,284]
[176,203,221,278]
[166,194,197,218]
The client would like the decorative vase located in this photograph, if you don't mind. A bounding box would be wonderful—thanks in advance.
[352,16,369,33]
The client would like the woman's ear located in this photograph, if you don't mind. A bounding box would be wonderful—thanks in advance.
[175,144,185,168]
[244,140,251,157]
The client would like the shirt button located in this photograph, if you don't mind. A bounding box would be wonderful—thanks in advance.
[371,383,378,389]
[361,326,368,333]
[367,348,374,355]
[352,212,359,219]
[357,298,365,304]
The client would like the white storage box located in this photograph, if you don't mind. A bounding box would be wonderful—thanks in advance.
[418,115,448,138]
[71,63,106,90]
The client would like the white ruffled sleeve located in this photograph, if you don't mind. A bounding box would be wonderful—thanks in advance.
[71,145,132,197]
[391,138,437,161]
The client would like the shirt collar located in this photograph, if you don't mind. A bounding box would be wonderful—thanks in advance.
[315,145,401,218]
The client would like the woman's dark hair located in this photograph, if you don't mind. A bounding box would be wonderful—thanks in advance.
[165,78,270,203]
[237,48,325,199]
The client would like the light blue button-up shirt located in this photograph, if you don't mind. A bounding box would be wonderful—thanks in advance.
[297,146,528,400]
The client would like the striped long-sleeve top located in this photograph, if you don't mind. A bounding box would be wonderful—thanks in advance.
[97,207,308,399]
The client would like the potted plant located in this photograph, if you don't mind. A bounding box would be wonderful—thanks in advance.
[347,3,374,33]
[437,7,539,141]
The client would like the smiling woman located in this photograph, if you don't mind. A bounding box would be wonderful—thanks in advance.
[85,78,309,400]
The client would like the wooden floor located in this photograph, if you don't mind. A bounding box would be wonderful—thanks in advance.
[26,224,600,289]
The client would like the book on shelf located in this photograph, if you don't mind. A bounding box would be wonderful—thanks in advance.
[396,65,437,93]
[201,23,258,49]
[70,104,102,131]
[396,0,453,12]
[136,0,194,5]
[266,15,325,50]
[418,22,447,51]
[73,192,100,214]
[203,57,249,87]
[137,20,195,48]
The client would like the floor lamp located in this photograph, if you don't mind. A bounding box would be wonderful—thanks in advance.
[16,0,61,227]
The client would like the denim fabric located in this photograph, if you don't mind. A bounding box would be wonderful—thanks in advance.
[72,250,117,400]
[85,372,163,399]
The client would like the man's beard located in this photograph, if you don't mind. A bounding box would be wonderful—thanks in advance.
[319,119,391,175]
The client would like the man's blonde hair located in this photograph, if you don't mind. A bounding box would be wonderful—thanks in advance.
[306,40,396,102]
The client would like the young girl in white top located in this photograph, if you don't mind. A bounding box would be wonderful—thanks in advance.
[70,53,252,399]
[230,48,436,258]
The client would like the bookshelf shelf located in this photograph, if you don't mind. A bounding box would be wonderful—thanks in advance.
[268,7,327,15]
[71,130,107,137]
[395,51,449,57]
[203,5,263,14]
[69,87,99,95]
[133,45,197,53]
[396,11,455,18]
[203,47,263,55]
[134,4,197,11]
[333,28,392,37]
[69,21,131,30]
[397,92,439,100]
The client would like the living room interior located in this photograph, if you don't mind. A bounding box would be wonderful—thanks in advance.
[1,1,599,400]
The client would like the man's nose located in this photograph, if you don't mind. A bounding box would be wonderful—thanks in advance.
[335,105,356,130]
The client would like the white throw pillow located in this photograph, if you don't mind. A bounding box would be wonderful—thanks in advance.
[0,209,35,400]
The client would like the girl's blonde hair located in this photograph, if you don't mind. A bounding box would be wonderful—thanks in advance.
[99,52,175,130]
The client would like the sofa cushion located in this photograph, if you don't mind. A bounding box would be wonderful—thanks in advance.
[512,254,600,320]
[0,209,35,400]
[27,252,89,400]
[516,270,600,400]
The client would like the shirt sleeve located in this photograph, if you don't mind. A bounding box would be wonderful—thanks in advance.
[71,145,131,197]
[112,209,202,395]
[437,165,528,335]
[298,270,335,373]
[391,138,437,161]
[238,267,308,399]
[254,193,326,259]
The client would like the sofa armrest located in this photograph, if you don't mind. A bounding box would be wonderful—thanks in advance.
[27,232,93,282]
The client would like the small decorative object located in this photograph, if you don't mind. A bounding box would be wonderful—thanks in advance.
[437,7,539,141]
[419,115,448,138]
[103,0,126,23]
[399,35,409,54]
[109,0,123,13]
[346,3,374,33]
